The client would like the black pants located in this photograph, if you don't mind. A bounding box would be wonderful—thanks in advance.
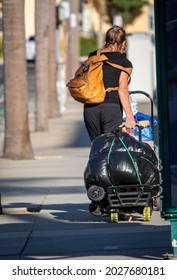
[84,103,122,141]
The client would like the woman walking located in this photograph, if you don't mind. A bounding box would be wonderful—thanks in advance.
[84,25,136,141]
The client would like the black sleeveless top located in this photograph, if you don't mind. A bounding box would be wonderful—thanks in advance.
[88,50,133,104]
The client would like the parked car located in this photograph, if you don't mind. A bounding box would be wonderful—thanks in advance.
[26,36,35,62]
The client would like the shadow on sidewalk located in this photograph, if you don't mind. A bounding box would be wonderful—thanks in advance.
[0,201,172,260]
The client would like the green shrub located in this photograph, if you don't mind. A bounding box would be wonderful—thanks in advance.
[80,36,97,56]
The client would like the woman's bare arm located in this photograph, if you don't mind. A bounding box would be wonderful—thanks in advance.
[118,68,136,129]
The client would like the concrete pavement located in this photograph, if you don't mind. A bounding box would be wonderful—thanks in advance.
[0,98,173,260]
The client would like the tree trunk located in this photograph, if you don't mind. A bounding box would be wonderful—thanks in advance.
[2,0,33,159]
[48,0,59,118]
[93,0,106,49]
[97,14,104,49]
[35,0,49,131]
[66,0,80,80]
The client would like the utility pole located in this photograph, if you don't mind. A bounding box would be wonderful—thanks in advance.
[66,0,80,82]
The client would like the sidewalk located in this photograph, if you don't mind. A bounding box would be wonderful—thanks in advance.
[0,99,172,260]
[0,98,90,213]
[0,99,91,258]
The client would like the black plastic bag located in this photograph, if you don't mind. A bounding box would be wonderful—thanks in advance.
[84,131,159,190]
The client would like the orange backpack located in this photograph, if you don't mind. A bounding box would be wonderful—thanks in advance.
[66,50,130,104]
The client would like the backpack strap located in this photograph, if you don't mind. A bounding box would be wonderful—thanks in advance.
[106,61,131,86]
[96,49,102,56]
[106,61,131,78]
[96,49,131,81]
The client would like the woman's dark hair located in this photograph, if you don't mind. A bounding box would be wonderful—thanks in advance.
[104,25,127,51]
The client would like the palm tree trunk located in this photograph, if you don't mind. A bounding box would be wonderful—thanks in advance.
[35,0,49,131]
[2,0,33,159]
[66,0,80,80]
[48,0,59,118]
[93,0,106,48]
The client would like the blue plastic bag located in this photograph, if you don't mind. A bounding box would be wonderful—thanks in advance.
[134,126,153,141]
[134,112,157,125]
[123,111,157,149]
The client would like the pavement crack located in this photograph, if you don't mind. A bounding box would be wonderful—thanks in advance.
[19,190,49,258]
[19,216,37,259]
[39,189,50,211]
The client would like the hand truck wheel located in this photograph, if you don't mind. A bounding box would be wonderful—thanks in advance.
[143,206,152,221]
[110,209,119,223]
